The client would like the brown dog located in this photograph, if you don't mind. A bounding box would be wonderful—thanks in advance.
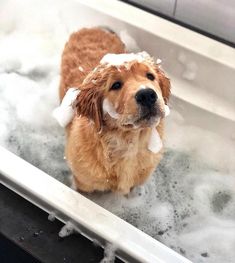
[58,28,170,194]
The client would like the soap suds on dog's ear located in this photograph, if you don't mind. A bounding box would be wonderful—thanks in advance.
[53,88,80,127]
[102,98,120,120]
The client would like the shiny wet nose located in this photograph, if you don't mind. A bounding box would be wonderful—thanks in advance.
[135,88,157,107]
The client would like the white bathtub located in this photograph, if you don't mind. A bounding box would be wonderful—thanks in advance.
[0,0,235,262]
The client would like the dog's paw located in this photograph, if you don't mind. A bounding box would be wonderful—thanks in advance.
[117,187,131,196]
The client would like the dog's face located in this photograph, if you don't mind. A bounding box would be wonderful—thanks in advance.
[75,53,170,131]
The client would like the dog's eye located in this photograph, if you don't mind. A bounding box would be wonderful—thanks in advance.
[110,81,122,91]
[146,73,155,81]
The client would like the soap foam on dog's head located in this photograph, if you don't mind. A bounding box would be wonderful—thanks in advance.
[100,51,152,67]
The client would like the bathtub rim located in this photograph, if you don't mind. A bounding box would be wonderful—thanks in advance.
[78,0,235,69]
[0,145,191,263]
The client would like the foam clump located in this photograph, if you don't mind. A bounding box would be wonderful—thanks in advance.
[148,128,163,153]
[48,212,56,222]
[59,222,75,238]
[100,51,150,67]
[53,88,80,127]
[100,243,116,263]
[0,73,59,127]
[156,58,162,65]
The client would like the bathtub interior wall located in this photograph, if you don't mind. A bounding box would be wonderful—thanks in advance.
[1,1,235,263]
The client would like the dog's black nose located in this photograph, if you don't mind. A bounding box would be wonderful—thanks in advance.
[135,88,157,107]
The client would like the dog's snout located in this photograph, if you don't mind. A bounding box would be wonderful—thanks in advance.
[135,88,157,107]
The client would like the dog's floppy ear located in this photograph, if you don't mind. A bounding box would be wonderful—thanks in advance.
[74,87,104,132]
[155,67,171,104]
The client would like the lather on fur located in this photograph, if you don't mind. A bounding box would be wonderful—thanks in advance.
[59,28,171,194]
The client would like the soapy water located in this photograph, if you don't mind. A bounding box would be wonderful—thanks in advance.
[1,1,235,262]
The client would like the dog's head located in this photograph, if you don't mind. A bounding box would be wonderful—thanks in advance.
[74,52,170,132]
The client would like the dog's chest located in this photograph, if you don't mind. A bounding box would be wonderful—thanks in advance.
[106,137,158,193]
[105,135,157,170]
[106,137,139,161]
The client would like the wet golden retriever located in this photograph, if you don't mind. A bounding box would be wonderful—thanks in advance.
[59,28,170,194]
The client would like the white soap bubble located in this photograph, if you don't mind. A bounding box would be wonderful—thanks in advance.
[59,222,75,238]
[100,243,116,263]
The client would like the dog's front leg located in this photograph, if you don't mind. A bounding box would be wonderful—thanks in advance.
[116,173,135,195]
